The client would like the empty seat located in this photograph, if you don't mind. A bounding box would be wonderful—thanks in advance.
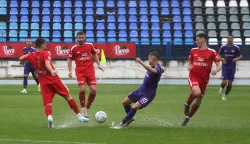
[208,38,218,45]
[9,15,17,22]
[185,31,194,37]
[152,30,160,37]
[129,1,137,7]
[233,38,242,45]
[108,30,116,38]
[141,38,150,45]
[42,16,50,22]
[64,31,72,38]
[172,8,180,15]
[218,8,226,14]
[53,1,61,7]
[41,31,50,38]
[118,15,126,22]
[31,1,39,7]
[129,23,138,30]
[64,8,72,15]
[183,8,191,15]
[20,8,28,15]
[171,0,179,7]
[85,23,94,30]
[163,30,171,37]
[75,23,83,30]
[130,38,139,44]
[20,23,29,30]
[241,7,249,14]
[230,15,238,22]
[173,16,181,22]
[129,8,137,15]
[193,0,202,7]
[9,23,17,30]
[31,30,39,38]
[42,23,50,30]
[151,15,159,22]
[140,8,148,15]
[195,23,204,29]
[151,23,160,30]
[107,0,115,7]
[140,0,148,7]
[232,30,241,37]
[208,30,217,37]
[74,1,83,7]
[118,8,126,15]
[107,23,116,30]
[53,23,61,30]
[97,23,105,30]
[185,38,194,45]
[10,1,18,7]
[205,0,214,7]
[10,8,18,15]
[220,30,229,37]
[21,1,29,7]
[240,0,249,7]
[0,22,6,30]
[194,8,202,14]
[207,16,215,22]
[243,22,250,29]
[85,15,94,23]
[219,23,228,29]
[184,23,193,30]
[141,30,149,38]
[183,15,192,22]
[231,23,240,29]
[207,23,216,30]
[150,1,158,7]
[117,1,125,7]
[230,7,238,14]
[118,37,127,42]
[64,23,72,30]
[130,31,138,38]
[206,8,214,14]
[174,31,182,37]
[163,38,172,45]
[32,8,39,15]
[64,1,72,7]
[32,15,39,22]
[96,8,104,15]
[42,8,50,15]
[174,38,183,45]
[152,38,161,45]
[195,16,203,22]
[118,23,127,30]
[162,23,171,30]
[150,8,158,15]
[161,0,169,7]
[19,30,28,37]
[53,16,61,22]
[182,0,191,7]
[229,0,238,7]
[31,23,39,30]
[52,31,61,38]
[64,15,72,22]
[119,30,127,37]
[107,38,116,42]
[53,8,61,15]
[244,30,250,37]
[85,1,93,7]
[42,1,50,7]
[140,23,149,30]
[85,8,93,15]
[0,0,7,7]
[86,31,94,37]
[107,15,115,22]
[242,15,250,21]
[218,15,227,22]
[221,38,227,45]
[161,8,170,15]
[174,23,182,30]
[217,0,226,7]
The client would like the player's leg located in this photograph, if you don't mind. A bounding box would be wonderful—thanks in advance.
[31,69,40,91]
[122,89,140,114]
[85,75,98,117]
[76,75,87,116]
[222,71,235,100]
[20,67,29,94]
[219,69,228,96]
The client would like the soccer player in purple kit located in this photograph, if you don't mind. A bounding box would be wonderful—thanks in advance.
[111,51,164,129]
[20,38,40,94]
[218,34,242,100]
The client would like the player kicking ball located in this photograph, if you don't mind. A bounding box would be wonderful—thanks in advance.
[111,51,164,129]
[19,38,89,128]
[181,33,221,127]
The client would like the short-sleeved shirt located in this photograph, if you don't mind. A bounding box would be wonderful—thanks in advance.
[218,45,241,70]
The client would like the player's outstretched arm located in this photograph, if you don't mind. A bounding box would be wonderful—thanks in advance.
[93,53,104,72]
[211,62,221,76]
[45,61,58,76]
[135,58,158,73]
[67,58,73,78]
[19,54,27,62]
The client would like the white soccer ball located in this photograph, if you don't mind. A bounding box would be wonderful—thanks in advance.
[95,111,107,123]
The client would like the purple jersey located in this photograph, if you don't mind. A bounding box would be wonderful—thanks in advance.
[219,45,241,70]
[23,47,36,67]
[141,63,162,94]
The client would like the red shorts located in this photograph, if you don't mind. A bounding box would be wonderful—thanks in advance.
[76,73,97,86]
[40,80,69,106]
[188,77,208,98]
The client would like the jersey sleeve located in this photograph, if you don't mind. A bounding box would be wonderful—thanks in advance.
[68,46,75,59]
[23,53,31,61]
[90,43,97,55]
[218,46,224,55]
[235,46,241,56]
[154,65,162,74]
[213,51,220,62]
[188,49,194,62]
[44,51,52,61]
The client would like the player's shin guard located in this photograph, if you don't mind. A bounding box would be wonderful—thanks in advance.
[225,84,232,96]
[79,92,86,108]
[86,93,96,109]
[68,99,80,114]
[23,76,28,89]
[123,104,131,114]
[45,104,52,117]
[186,93,196,105]
[189,104,200,117]
[122,108,137,124]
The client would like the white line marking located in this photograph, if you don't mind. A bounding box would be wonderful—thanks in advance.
[0,139,105,144]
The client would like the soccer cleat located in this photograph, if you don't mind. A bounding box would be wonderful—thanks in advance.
[181,117,190,127]
[218,88,224,96]
[110,122,125,129]
[222,96,227,100]
[184,104,190,116]
[82,108,89,118]
[48,116,54,128]
[20,89,27,94]
[78,115,89,123]
[37,84,40,92]
[124,117,136,127]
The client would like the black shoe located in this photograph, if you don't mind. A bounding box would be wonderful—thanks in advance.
[184,104,190,116]
[181,117,190,127]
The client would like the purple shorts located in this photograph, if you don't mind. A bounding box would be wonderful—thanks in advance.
[128,88,155,108]
[24,65,35,75]
[222,69,236,81]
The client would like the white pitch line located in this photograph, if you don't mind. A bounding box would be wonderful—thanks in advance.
[0,139,105,144]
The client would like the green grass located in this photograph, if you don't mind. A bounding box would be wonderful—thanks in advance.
[0,84,249,144]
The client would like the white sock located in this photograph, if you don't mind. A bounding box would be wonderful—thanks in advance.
[223,94,226,97]
[48,115,53,121]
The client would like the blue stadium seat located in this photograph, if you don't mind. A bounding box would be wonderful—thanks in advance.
[163,30,171,37]
[141,30,149,37]
[75,23,83,30]
[184,23,193,30]
[152,38,161,45]
[85,15,94,23]
[32,1,40,7]
[42,1,50,7]
[74,1,83,8]
[53,31,61,38]
[140,15,149,22]
[64,8,72,15]
[21,1,29,7]
[20,23,29,30]
[97,23,105,30]
[9,38,18,42]
[64,30,72,37]
[183,15,192,22]
[96,8,104,15]
[97,38,106,42]
[0,8,6,15]
[64,23,72,30]
[52,38,60,42]
[107,0,115,7]
[19,38,27,42]
[86,31,94,37]
[53,16,61,22]
[185,31,193,38]
[174,23,182,30]
[42,23,50,30]
[162,23,171,30]
[163,38,172,44]
[0,30,6,41]
[53,1,61,7]
[140,8,148,15]
[96,31,105,38]
[9,23,17,30]
[32,15,39,22]
[9,30,17,38]
[182,0,191,7]
[130,38,139,44]
[86,38,95,43]
[118,37,127,42]
[129,8,137,15]
[74,8,82,15]
[152,30,160,37]
[174,38,183,45]
[185,38,194,45]
[140,0,148,7]
[171,0,179,7]
[141,23,149,30]
[151,23,160,30]
[10,1,18,7]
[118,15,126,22]
[41,31,50,38]
[20,8,28,15]
[183,8,191,15]
[130,31,138,38]
[86,23,94,30]
[64,38,73,42]
[108,30,116,37]
[151,15,159,22]
[64,1,72,7]
[10,8,18,15]
[31,23,39,30]
[32,8,39,15]
[117,1,125,7]
[108,23,116,30]
[53,23,61,30]
[64,15,72,22]
[107,15,115,22]
[108,38,116,42]
[129,23,138,30]
[118,8,126,15]
[129,1,137,7]
[85,1,93,7]
[96,1,104,7]
[86,8,94,15]
[150,1,158,7]
[173,16,182,22]
[0,22,6,29]
[53,8,61,15]
[161,8,170,15]
[42,16,50,22]
[42,8,50,15]
[141,38,150,45]
[19,30,28,38]
[129,15,137,22]
[118,23,127,30]
[172,8,180,15]
[174,31,182,37]
[161,0,169,7]
[31,30,39,38]
[74,16,83,22]
[119,30,127,37]
[0,0,7,7]
[150,8,158,15]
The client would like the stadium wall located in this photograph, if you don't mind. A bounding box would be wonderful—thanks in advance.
[0,60,249,78]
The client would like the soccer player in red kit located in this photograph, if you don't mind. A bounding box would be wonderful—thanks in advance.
[19,38,89,128]
[68,31,103,118]
[181,33,221,126]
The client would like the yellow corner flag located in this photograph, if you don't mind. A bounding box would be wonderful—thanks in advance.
[101,49,106,64]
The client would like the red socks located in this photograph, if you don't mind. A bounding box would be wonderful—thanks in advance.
[189,104,200,117]
[186,93,196,105]
[79,92,86,108]
[86,93,96,109]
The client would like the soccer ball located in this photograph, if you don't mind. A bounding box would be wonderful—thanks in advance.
[95,111,107,123]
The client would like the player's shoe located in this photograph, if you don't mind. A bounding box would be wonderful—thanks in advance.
[218,88,224,96]
[181,116,190,127]
[20,89,27,94]
[124,117,136,127]
[48,115,54,128]
[81,108,89,118]
[222,95,227,100]
[78,115,89,123]
[184,103,190,116]
[110,122,125,129]
[37,84,40,92]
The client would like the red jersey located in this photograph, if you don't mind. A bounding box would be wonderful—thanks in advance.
[69,42,97,75]
[24,51,60,84]
[188,47,220,83]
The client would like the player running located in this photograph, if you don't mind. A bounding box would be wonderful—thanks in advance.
[181,33,221,126]
[218,34,242,100]
[111,51,164,129]
[19,38,89,128]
